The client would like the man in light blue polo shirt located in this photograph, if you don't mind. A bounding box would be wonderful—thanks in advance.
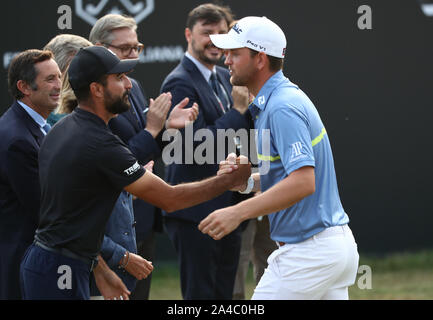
[199,16,359,300]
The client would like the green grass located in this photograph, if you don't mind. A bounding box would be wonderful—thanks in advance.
[148,250,433,300]
[349,250,433,300]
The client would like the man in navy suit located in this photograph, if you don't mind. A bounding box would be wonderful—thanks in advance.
[0,49,61,299]
[89,14,198,299]
[160,4,252,299]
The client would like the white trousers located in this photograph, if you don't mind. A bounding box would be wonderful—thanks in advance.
[252,225,359,300]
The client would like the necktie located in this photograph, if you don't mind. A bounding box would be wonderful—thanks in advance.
[42,123,51,135]
[249,103,260,121]
[209,73,228,113]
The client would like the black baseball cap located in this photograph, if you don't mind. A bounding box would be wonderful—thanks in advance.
[68,46,138,91]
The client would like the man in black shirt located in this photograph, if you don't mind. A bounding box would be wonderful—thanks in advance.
[20,46,250,300]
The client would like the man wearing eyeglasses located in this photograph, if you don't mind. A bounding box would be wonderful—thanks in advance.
[95,28,144,60]
[89,14,198,300]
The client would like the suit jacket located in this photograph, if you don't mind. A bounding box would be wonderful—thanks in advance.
[0,101,45,299]
[160,55,252,222]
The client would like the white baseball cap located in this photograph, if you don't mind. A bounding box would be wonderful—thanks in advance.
[210,16,286,59]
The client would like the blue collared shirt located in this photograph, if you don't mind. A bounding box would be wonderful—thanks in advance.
[250,70,349,244]
[17,100,49,135]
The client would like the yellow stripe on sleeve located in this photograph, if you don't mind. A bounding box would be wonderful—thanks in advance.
[311,128,327,147]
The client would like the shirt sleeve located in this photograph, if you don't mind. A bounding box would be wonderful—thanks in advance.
[96,134,146,190]
[269,106,315,176]
[100,235,126,269]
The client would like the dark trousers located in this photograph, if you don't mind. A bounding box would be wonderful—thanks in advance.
[0,241,29,299]
[165,217,242,300]
[20,244,91,300]
[130,231,156,300]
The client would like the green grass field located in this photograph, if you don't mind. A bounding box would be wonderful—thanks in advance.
[148,250,433,300]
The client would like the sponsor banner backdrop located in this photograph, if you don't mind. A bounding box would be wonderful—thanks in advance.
[0,0,432,253]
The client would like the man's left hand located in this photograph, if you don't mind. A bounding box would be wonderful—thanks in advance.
[198,206,242,240]
[166,97,199,129]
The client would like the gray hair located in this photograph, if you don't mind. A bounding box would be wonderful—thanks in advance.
[89,14,137,45]
[44,34,92,74]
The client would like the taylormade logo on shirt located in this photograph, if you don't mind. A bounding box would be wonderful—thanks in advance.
[124,161,141,176]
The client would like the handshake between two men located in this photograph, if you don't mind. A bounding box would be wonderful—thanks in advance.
[199,153,255,241]
[94,153,251,300]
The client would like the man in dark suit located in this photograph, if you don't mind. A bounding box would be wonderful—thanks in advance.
[0,49,61,299]
[160,3,252,299]
[89,14,198,299]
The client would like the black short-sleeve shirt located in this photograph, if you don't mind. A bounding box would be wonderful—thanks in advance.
[35,108,145,259]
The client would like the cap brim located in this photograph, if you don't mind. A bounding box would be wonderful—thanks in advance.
[107,58,138,74]
[210,34,244,50]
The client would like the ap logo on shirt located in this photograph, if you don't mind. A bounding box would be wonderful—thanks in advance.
[290,141,306,162]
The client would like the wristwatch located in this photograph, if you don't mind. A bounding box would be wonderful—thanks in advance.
[239,175,254,194]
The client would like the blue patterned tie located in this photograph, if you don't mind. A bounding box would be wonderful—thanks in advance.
[249,103,260,121]
[42,123,51,135]
[209,73,228,112]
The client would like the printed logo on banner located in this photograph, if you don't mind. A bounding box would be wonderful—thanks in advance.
[75,0,154,26]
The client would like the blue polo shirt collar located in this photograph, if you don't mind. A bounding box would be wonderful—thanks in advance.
[252,70,289,111]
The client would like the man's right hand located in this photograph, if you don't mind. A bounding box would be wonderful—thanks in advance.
[93,255,130,300]
[220,153,251,190]
[144,92,172,137]
[231,86,250,114]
